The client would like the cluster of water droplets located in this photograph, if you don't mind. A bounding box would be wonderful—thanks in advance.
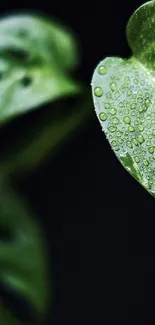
[92,56,155,192]
[127,1,155,70]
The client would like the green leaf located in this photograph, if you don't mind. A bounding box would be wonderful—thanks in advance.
[0,92,93,175]
[0,176,48,322]
[0,305,19,325]
[91,0,155,197]
[0,13,80,123]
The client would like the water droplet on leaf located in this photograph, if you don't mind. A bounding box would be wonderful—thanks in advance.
[144,159,149,166]
[123,116,131,124]
[134,156,140,163]
[108,126,116,133]
[110,82,117,92]
[94,87,103,97]
[111,141,117,147]
[99,113,107,121]
[148,147,154,154]
[110,108,117,115]
[98,65,107,75]
[138,135,145,144]
[113,118,119,124]
[129,125,134,132]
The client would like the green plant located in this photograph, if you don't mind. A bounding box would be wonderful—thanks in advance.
[0,11,93,325]
[0,13,92,175]
[0,176,48,325]
[91,0,155,197]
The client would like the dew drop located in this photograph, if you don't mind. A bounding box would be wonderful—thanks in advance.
[114,91,121,98]
[139,107,144,113]
[98,65,107,75]
[134,79,139,84]
[127,141,133,148]
[131,103,136,109]
[125,109,129,114]
[106,92,111,98]
[151,119,155,124]
[146,141,151,146]
[138,135,145,144]
[111,140,117,147]
[141,80,145,86]
[108,126,117,133]
[123,116,131,124]
[99,113,107,121]
[132,139,138,146]
[134,156,140,163]
[144,159,149,166]
[138,90,143,96]
[148,147,154,154]
[119,102,123,108]
[138,124,144,132]
[145,99,151,108]
[138,97,143,103]
[116,131,123,137]
[110,82,117,92]
[128,125,134,132]
[149,134,153,139]
[152,129,155,135]
[145,92,150,98]
[110,108,117,115]
[113,118,119,125]
[94,87,103,97]
[127,90,132,96]
[105,103,110,109]
[125,77,130,82]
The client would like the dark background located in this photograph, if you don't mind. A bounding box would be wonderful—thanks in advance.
[1,0,155,323]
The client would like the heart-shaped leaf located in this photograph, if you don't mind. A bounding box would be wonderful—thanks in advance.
[91,0,155,197]
[0,176,48,323]
[0,13,80,123]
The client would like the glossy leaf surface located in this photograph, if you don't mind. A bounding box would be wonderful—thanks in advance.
[92,0,155,197]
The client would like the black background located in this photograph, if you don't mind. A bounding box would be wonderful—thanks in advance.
[1,0,155,323]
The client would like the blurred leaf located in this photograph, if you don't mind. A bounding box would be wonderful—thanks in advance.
[0,92,93,175]
[0,176,48,322]
[0,305,19,325]
[0,13,80,123]
[91,0,155,197]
